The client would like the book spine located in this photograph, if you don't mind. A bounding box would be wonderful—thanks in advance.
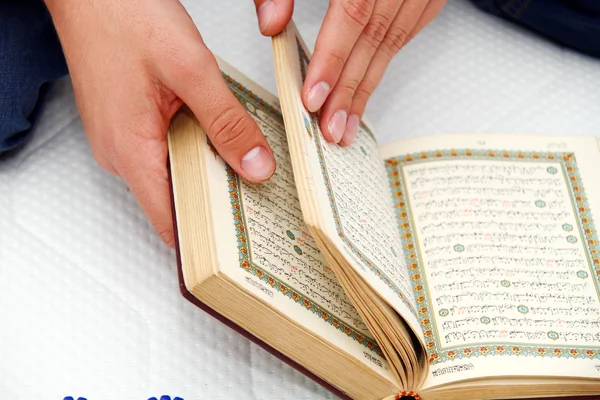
[381,391,420,400]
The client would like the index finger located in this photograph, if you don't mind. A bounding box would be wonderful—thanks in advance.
[302,0,376,116]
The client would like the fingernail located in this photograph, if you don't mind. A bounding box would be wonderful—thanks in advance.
[306,82,330,112]
[258,0,275,33]
[342,114,360,145]
[328,110,347,143]
[241,146,275,181]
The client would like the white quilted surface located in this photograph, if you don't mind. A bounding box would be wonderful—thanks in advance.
[1,0,599,399]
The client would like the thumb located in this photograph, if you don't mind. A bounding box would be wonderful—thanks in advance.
[254,0,294,36]
[165,47,276,183]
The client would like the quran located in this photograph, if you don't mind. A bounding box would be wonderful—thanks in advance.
[167,21,600,400]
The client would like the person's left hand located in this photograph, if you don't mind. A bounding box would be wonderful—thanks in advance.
[254,0,446,146]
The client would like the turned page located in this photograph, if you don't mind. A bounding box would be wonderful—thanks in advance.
[380,134,600,388]
[273,21,424,339]
[187,59,394,381]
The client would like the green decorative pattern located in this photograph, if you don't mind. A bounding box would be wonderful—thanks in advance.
[295,39,417,318]
[385,148,600,365]
[221,72,382,356]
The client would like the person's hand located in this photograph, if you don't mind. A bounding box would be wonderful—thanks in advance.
[44,0,276,247]
[255,0,446,146]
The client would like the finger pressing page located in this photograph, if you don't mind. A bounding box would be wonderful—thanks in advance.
[164,47,275,183]
[254,0,295,36]
[347,53,389,132]
[321,0,404,146]
[302,0,376,124]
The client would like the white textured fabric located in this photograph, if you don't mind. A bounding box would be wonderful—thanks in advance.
[1,0,599,399]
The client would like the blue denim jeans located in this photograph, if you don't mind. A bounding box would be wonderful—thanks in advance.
[0,0,68,153]
[470,0,600,57]
[0,0,599,155]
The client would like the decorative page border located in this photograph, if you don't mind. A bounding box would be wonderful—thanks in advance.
[385,149,600,365]
[220,72,382,356]
[295,39,418,318]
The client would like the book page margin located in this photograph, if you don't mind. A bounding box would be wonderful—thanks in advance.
[380,134,600,386]
[282,22,424,339]
[204,59,393,379]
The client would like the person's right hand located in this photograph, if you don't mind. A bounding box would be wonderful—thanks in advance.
[44,0,276,247]
[255,0,446,147]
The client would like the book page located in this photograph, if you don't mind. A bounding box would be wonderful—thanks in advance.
[380,134,600,387]
[274,22,422,339]
[202,61,393,379]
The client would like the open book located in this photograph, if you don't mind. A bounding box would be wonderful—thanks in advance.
[167,21,600,400]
